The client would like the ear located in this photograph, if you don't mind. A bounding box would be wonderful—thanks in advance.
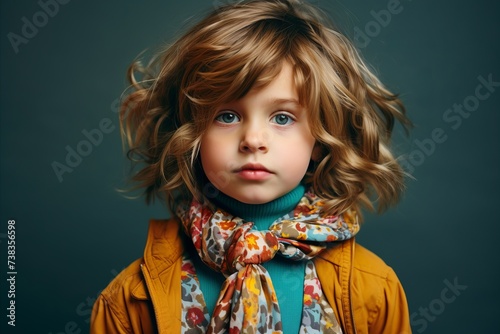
[311,142,323,162]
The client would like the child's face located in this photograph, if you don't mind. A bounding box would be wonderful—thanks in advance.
[200,62,316,204]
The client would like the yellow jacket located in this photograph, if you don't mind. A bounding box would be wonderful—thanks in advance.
[91,219,411,333]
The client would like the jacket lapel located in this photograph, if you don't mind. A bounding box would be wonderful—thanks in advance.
[141,219,184,334]
[315,238,356,334]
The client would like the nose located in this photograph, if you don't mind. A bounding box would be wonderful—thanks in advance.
[239,123,269,153]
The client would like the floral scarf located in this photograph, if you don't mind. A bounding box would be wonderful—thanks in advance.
[177,191,359,333]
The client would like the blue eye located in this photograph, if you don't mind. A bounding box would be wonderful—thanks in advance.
[215,112,240,124]
[272,114,294,125]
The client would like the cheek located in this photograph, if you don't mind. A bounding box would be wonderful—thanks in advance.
[277,135,315,173]
[200,134,230,177]
[295,146,315,173]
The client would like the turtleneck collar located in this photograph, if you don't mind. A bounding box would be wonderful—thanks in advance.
[210,184,306,230]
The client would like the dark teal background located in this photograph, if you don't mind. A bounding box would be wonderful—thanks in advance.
[1,0,499,333]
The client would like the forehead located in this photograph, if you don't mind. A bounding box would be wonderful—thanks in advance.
[241,62,300,103]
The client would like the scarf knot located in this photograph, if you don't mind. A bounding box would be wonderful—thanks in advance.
[223,225,280,274]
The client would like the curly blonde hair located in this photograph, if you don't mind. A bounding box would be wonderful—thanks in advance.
[120,0,411,216]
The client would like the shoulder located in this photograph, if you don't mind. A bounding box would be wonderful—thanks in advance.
[317,238,399,280]
[352,242,398,281]
[316,239,411,333]
[98,218,183,303]
[91,258,151,334]
[349,243,403,313]
[319,238,405,302]
[90,218,184,334]
[352,243,411,332]
[99,258,147,305]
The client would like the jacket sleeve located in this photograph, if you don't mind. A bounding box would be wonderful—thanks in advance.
[90,294,132,334]
[368,267,412,334]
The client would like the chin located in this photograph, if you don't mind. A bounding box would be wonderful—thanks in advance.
[235,197,269,205]
[232,192,275,205]
[241,199,272,205]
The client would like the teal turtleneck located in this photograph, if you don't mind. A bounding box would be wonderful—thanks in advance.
[187,184,306,333]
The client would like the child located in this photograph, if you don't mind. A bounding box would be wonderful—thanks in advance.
[91,0,412,333]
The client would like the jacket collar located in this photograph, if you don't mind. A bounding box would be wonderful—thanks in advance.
[316,238,357,334]
[143,218,184,273]
[132,218,185,297]
[132,219,185,334]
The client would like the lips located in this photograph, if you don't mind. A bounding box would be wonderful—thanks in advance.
[236,163,270,172]
[235,163,273,180]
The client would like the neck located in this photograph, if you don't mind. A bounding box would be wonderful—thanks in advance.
[212,184,306,230]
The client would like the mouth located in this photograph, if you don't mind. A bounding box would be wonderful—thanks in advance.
[234,163,273,180]
[236,163,271,172]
